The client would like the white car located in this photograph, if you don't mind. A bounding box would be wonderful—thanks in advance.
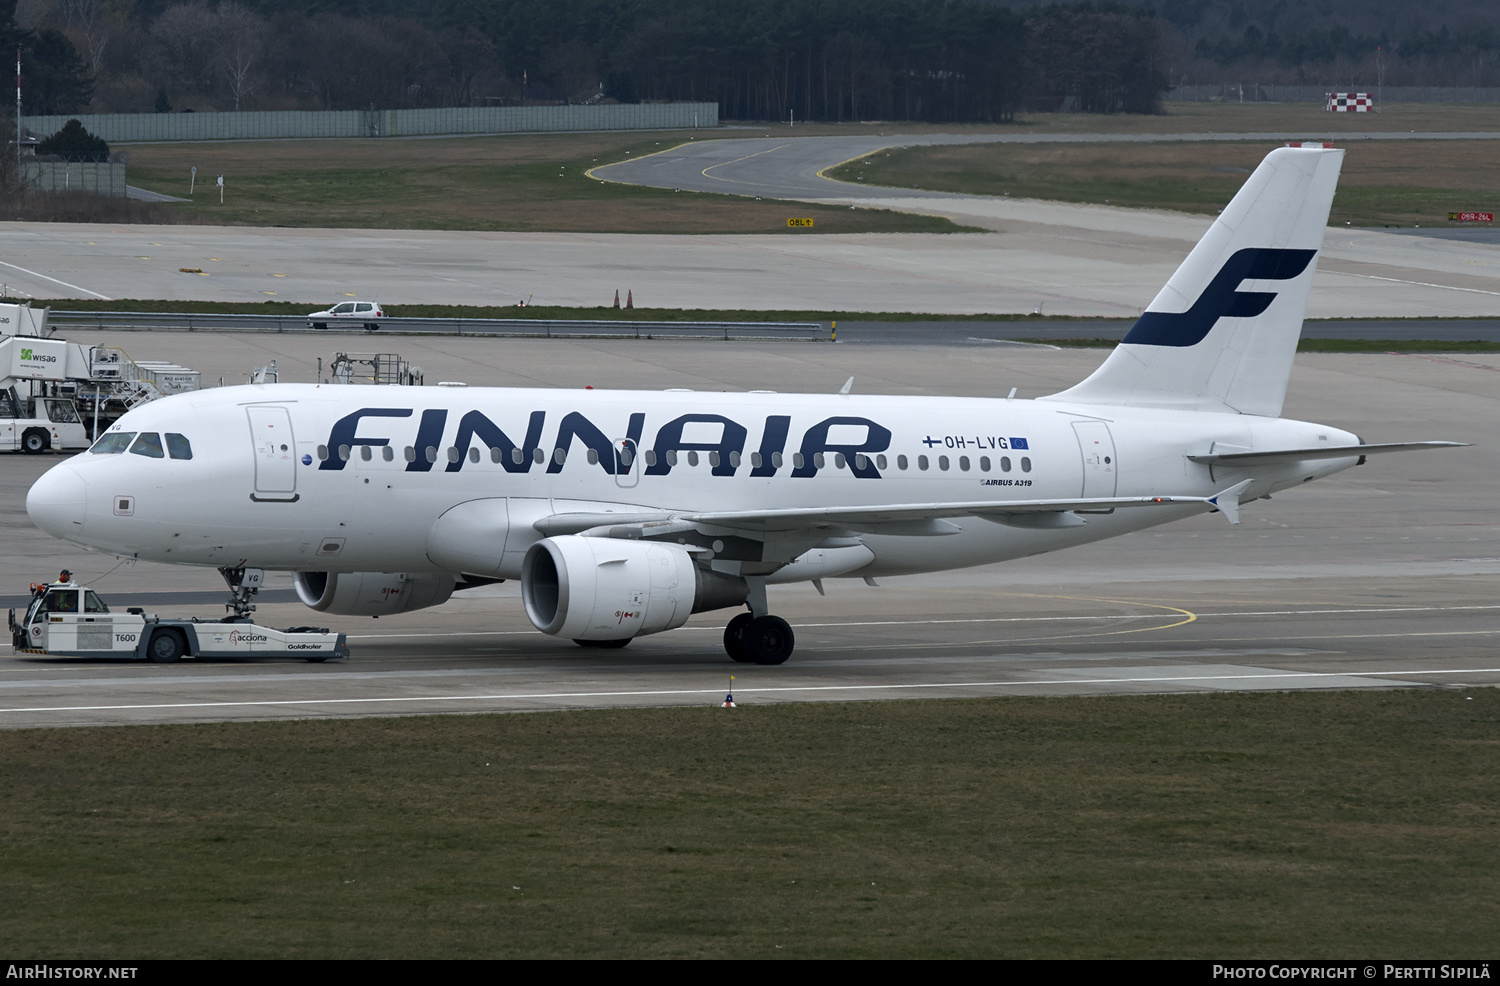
[307,301,384,330]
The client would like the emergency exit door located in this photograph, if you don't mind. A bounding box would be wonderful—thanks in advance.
[1073,420,1117,498]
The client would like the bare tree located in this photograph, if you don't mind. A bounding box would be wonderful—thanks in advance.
[150,1,218,104]
[216,2,264,110]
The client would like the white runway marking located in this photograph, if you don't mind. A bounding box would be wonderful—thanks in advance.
[5,666,1498,715]
[0,260,112,300]
[342,603,1500,640]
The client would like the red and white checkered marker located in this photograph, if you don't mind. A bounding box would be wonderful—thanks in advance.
[1326,92,1373,112]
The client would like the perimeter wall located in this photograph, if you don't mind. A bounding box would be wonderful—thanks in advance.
[19,103,719,143]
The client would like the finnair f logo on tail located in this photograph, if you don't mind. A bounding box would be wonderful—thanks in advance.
[1122,248,1317,348]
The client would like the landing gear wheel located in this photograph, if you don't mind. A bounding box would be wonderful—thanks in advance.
[573,638,631,649]
[743,616,795,666]
[21,429,48,454]
[147,630,185,664]
[724,612,754,663]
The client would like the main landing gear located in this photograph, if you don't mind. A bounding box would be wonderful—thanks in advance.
[722,578,795,665]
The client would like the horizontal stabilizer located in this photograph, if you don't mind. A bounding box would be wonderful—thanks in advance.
[1188,441,1467,466]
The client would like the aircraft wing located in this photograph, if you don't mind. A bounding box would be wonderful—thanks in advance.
[536,484,1249,539]
[1188,441,1466,466]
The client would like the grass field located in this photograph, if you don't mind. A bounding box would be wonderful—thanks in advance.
[123,131,968,234]
[829,138,1499,227]
[2,690,1496,958]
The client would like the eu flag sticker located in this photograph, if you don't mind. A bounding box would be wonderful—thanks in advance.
[1009,437,1029,450]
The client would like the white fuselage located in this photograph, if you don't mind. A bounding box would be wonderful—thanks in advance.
[27,383,1360,580]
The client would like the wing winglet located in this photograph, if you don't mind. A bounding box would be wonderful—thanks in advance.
[1207,479,1253,525]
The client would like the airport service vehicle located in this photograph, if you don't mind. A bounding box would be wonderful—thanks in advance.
[0,301,200,446]
[1,387,88,453]
[9,577,349,662]
[25,148,1462,666]
[308,301,384,331]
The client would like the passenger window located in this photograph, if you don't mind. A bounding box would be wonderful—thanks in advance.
[405,446,416,462]
[360,445,373,461]
[587,448,599,465]
[1021,457,1032,472]
[854,453,867,470]
[554,448,566,465]
[1001,456,1012,472]
[959,456,970,471]
[382,446,394,462]
[835,453,846,469]
[469,447,481,463]
[897,455,907,470]
[687,451,699,467]
[532,448,545,464]
[90,432,135,454]
[666,450,678,466]
[793,453,805,469]
[772,452,783,468]
[728,451,739,468]
[129,432,165,458]
[448,447,461,464]
[333,303,355,313]
[165,433,193,460]
[339,444,351,461]
[918,455,929,471]
[877,454,887,470]
[938,455,950,471]
[750,452,762,469]
[980,456,990,472]
[426,446,438,463]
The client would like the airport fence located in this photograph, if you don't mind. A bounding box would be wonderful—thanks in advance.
[18,103,720,144]
[19,161,127,196]
[45,311,829,341]
[1170,85,1500,103]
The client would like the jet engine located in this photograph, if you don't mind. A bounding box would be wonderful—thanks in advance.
[293,571,456,617]
[522,536,746,641]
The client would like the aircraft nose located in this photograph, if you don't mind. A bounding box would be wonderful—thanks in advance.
[27,463,89,540]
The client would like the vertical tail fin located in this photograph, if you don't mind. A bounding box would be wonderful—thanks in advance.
[1042,147,1344,417]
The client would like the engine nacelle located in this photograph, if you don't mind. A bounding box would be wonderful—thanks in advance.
[293,571,456,617]
[522,536,746,641]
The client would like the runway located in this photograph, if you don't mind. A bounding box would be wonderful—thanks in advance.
[4,335,1496,728]
[1,131,1497,317]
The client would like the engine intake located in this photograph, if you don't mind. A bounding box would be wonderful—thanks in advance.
[293,571,456,616]
[522,536,746,641]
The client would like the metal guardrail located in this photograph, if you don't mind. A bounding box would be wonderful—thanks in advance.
[45,311,831,341]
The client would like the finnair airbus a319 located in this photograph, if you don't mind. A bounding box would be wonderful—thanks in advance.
[26,147,1461,664]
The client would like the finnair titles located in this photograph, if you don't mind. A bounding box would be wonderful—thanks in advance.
[25,147,1462,665]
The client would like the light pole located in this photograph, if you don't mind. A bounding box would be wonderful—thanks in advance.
[15,45,22,177]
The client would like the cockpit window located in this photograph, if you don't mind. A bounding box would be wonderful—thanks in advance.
[129,433,165,458]
[90,432,135,454]
[165,433,193,460]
